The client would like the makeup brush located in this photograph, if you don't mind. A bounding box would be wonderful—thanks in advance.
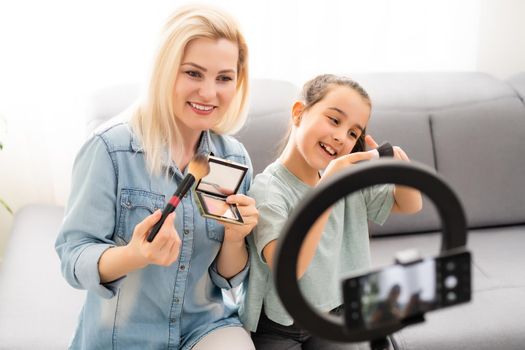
[147,153,210,242]
[368,141,394,159]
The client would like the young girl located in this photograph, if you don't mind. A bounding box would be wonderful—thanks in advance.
[55,5,257,350]
[240,74,422,349]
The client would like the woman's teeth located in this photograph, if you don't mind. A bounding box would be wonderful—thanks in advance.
[189,102,214,111]
[320,142,336,156]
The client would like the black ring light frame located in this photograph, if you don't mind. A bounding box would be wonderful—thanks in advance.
[274,159,468,343]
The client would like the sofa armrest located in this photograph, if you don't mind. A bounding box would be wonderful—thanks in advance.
[0,204,85,349]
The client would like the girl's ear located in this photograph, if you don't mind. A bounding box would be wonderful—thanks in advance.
[291,101,305,126]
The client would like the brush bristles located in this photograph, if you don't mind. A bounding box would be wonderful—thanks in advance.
[188,153,210,181]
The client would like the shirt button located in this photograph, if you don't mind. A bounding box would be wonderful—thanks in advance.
[170,317,177,323]
[183,229,189,235]
[174,297,180,303]
[180,265,186,271]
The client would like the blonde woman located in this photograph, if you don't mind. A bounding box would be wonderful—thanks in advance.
[56,5,257,349]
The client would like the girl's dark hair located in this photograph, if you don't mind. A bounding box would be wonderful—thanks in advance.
[301,74,371,153]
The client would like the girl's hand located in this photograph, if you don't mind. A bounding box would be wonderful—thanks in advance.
[366,134,411,162]
[127,210,181,267]
[392,146,410,161]
[223,194,259,242]
[365,135,422,213]
[321,135,378,182]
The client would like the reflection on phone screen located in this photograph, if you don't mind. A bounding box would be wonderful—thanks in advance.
[203,195,238,220]
[361,260,436,328]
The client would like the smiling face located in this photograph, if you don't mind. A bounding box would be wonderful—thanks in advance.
[290,85,371,175]
[173,37,239,139]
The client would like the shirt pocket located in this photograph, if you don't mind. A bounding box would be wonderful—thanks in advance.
[116,189,165,244]
[205,218,224,243]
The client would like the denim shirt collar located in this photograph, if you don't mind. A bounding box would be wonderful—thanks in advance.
[130,129,217,157]
[198,130,218,156]
[130,130,217,176]
[130,131,143,153]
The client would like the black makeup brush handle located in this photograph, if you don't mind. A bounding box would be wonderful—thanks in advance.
[146,174,195,242]
[173,174,195,198]
[147,203,176,242]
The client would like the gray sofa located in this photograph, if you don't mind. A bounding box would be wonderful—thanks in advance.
[1,72,524,349]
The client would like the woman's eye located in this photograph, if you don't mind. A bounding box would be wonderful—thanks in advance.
[217,75,233,82]
[185,70,202,78]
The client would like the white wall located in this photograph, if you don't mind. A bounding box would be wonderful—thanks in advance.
[0,0,524,259]
[477,0,525,79]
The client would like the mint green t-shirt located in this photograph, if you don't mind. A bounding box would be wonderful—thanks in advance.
[239,161,394,332]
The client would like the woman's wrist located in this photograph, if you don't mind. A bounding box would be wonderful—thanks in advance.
[222,231,247,245]
[123,244,149,270]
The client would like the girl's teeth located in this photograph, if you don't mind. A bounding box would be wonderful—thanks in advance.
[320,142,336,156]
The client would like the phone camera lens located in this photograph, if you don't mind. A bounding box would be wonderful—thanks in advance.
[446,262,456,271]
[445,275,458,289]
[446,291,457,302]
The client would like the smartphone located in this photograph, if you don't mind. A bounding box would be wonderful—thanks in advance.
[194,156,248,225]
[342,250,471,330]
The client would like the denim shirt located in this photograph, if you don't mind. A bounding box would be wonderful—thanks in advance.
[55,122,252,350]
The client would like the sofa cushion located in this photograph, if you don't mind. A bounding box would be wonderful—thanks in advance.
[0,204,85,349]
[431,97,525,228]
[393,287,525,350]
[350,72,525,235]
[507,72,525,102]
[465,225,525,286]
[370,226,525,290]
[370,225,525,350]
[367,110,440,235]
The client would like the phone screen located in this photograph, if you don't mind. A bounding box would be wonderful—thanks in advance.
[343,251,471,330]
[359,260,436,328]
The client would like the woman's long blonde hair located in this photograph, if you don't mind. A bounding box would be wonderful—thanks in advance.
[131,4,249,175]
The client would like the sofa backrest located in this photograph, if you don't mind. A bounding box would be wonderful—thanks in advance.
[235,79,299,175]
[235,73,525,236]
[87,82,141,134]
[353,72,525,235]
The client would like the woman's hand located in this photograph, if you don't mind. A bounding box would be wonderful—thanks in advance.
[214,194,258,279]
[127,210,182,267]
[223,194,259,242]
[99,210,181,283]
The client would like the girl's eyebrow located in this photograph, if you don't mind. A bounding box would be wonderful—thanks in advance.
[328,106,347,117]
[181,62,236,75]
[327,107,365,133]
